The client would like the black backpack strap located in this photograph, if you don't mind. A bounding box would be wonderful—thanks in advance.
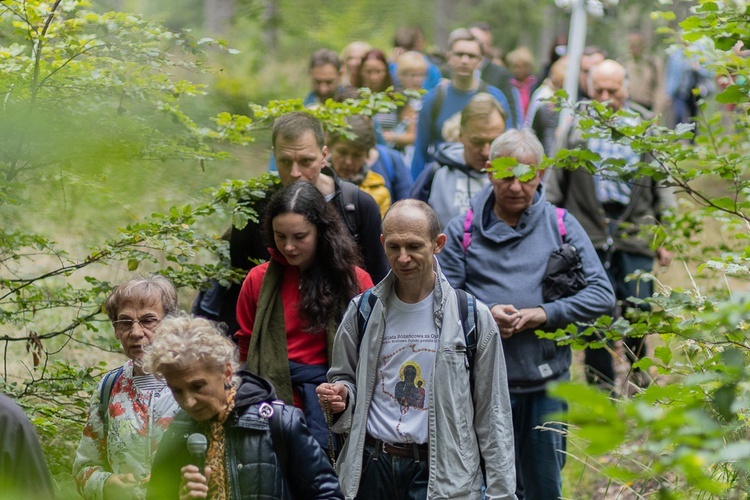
[337,181,361,242]
[99,366,123,434]
[455,288,484,479]
[356,289,378,352]
[455,289,478,393]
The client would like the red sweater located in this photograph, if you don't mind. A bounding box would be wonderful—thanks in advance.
[235,253,374,364]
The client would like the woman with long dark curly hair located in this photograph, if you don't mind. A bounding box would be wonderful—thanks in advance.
[235,181,373,451]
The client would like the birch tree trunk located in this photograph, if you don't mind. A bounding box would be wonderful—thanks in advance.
[434,0,455,51]
[262,0,280,55]
[204,0,236,36]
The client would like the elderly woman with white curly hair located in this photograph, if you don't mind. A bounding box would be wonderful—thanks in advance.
[144,315,342,500]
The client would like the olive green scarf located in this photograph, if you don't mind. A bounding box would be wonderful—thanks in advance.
[245,260,337,405]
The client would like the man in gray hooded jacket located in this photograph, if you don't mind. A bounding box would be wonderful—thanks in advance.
[410,92,507,229]
[317,200,516,500]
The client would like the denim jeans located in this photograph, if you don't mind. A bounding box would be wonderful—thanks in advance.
[510,390,567,500]
[356,442,429,500]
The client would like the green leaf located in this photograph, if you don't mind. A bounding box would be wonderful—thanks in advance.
[710,384,736,421]
[696,2,719,12]
[232,211,249,230]
[716,85,750,104]
[487,157,538,182]
[654,346,672,365]
[127,259,139,271]
[711,197,736,211]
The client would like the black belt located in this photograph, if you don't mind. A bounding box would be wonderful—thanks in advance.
[365,434,428,460]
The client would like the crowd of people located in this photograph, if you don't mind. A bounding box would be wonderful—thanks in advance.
[2,21,691,500]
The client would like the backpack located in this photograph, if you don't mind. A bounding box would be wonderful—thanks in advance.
[461,206,568,252]
[336,180,362,243]
[355,288,479,389]
[374,144,396,182]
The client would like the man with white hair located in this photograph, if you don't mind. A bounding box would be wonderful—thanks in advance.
[546,59,675,392]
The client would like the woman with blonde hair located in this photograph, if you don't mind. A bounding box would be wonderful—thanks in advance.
[382,50,427,159]
[340,41,372,87]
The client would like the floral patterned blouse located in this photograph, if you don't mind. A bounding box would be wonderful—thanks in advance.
[73,361,179,500]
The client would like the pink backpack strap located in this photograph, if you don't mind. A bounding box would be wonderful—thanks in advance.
[461,209,474,253]
[555,207,567,241]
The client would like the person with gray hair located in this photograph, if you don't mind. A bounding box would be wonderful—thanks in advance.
[144,315,342,499]
[73,275,181,500]
[547,59,676,394]
[439,129,615,499]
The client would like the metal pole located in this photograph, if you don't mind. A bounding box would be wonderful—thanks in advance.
[552,0,588,155]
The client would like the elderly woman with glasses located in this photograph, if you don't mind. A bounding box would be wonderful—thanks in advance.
[73,275,181,500]
[144,315,342,500]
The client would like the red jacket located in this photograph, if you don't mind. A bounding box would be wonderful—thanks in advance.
[235,251,374,364]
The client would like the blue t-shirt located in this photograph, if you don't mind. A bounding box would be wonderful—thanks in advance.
[410,83,515,180]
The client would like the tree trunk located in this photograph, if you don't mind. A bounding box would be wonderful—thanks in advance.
[262,0,280,55]
[204,0,236,36]
[434,0,455,51]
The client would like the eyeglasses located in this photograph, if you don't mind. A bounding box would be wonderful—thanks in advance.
[452,51,481,61]
[113,315,161,334]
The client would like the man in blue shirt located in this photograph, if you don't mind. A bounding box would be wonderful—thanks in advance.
[410,28,515,179]
[304,49,344,107]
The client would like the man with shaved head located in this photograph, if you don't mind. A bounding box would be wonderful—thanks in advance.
[318,200,517,499]
[546,59,676,393]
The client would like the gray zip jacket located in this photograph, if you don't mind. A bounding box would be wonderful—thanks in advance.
[327,260,517,500]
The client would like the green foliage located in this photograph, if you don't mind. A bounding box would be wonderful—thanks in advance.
[7,1,750,498]
[541,1,750,497]
[276,0,435,52]
[0,1,409,485]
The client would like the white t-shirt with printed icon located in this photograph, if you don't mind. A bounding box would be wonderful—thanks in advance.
[366,289,439,445]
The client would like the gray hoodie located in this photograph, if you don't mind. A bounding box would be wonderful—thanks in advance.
[439,183,615,391]
[409,142,489,230]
